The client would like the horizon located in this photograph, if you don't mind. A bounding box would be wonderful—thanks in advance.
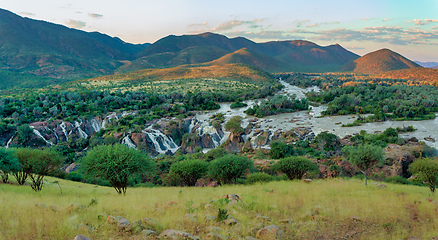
[0,1,437,62]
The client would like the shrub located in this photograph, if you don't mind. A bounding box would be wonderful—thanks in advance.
[81,144,156,194]
[269,141,294,159]
[274,156,318,180]
[343,144,384,186]
[208,154,254,184]
[409,157,438,192]
[0,148,21,183]
[245,172,274,184]
[169,159,209,186]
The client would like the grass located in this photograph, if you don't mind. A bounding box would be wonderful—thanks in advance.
[1,177,437,239]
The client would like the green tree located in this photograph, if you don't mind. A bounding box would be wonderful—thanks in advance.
[269,141,294,159]
[16,124,33,146]
[409,157,438,192]
[343,144,384,186]
[225,116,244,135]
[81,144,156,194]
[274,156,318,180]
[208,154,253,184]
[0,148,21,183]
[169,159,209,186]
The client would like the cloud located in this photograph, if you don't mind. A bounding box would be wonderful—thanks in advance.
[65,19,86,29]
[226,30,304,40]
[406,19,438,25]
[307,24,320,28]
[346,46,366,50]
[382,18,391,22]
[19,12,35,17]
[189,22,208,28]
[88,13,103,19]
[293,19,310,27]
[213,19,264,31]
[361,17,375,21]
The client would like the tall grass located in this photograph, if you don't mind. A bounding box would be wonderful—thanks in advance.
[1,177,437,239]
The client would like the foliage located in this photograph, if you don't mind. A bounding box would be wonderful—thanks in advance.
[343,144,384,186]
[245,172,274,184]
[81,144,156,194]
[224,116,244,135]
[269,141,294,159]
[208,154,254,184]
[245,94,308,117]
[0,148,20,183]
[230,101,248,109]
[13,148,62,191]
[409,157,438,192]
[169,159,209,186]
[274,156,318,180]
[217,208,229,222]
[312,132,341,152]
[16,124,33,146]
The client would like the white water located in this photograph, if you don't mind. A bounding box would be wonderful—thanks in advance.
[30,126,54,146]
[5,134,15,149]
[122,135,137,149]
[142,126,179,154]
[90,118,103,132]
[60,122,69,141]
[75,121,88,139]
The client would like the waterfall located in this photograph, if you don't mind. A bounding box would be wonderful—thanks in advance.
[5,134,15,149]
[122,135,137,149]
[90,118,102,132]
[142,127,179,154]
[52,128,59,144]
[30,126,54,146]
[75,121,88,138]
[60,122,69,141]
[195,120,224,148]
[189,118,197,133]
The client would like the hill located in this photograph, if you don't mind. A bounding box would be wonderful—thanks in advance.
[0,8,148,87]
[126,33,360,73]
[415,61,438,68]
[345,48,420,74]
[373,67,438,83]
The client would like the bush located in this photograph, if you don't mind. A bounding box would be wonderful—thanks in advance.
[0,148,20,183]
[409,157,438,192]
[274,156,318,180]
[245,172,274,184]
[384,176,412,185]
[81,144,156,194]
[208,154,254,184]
[169,159,209,186]
[269,141,294,159]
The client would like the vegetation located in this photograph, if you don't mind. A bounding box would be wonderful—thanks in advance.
[343,144,385,186]
[208,155,254,184]
[224,116,244,135]
[273,156,318,180]
[0,148,20,183]
[81,144,156,194]
[168,159,209,186]
[245,94,309,117]
[269,141,294,159]
[409,157,438,192]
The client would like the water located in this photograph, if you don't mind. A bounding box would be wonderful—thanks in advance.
[143,126,179,154]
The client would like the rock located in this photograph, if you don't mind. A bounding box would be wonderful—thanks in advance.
[116,218,130,230]
[223,219,238,226]
[245,237,259,240]
[256,225,281,240]
[106,215,122,224]
[141,229,156,236]
[158,229,199,240]
[125,220,142,232]
[302,179,312,183]
[142,217,164,232]
[97,213,107,221]
[205,214,217,222]
[207,232,228,240]
[256,214,270,222]
[280,219,292,224]
[65,163,78,173]
[223,194,241,203]
[73,235,91,240]
[207,226,224,234]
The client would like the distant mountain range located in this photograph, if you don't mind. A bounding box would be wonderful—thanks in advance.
[0,8,433,89]
[415,61,438,68]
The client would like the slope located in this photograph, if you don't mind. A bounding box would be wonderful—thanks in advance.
[373,67,438,83]
[345,48,420,74]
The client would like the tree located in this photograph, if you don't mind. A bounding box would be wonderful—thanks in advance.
[14,148,62,191]
[225,116,244,135]
[208,154,253,184]
[343,144,384,185]
[409,157,438,192]
[0,148,21,183]
[81,144,156,194]
[169,159,209,186]
[16,124,33,146]
[269,141,294,159]
[274,156,318,180]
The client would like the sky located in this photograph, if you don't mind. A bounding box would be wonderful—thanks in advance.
[0,0,437,61]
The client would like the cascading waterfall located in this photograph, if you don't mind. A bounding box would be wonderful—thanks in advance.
[90,118,103,132]
[30,126,54,146]
[5,134,15,149]
[122,135,137,149]
[60,122,69,141]
[75,121,88,138]
[142,127,179,154]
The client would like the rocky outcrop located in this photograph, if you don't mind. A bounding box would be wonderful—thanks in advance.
[223,132,244,152]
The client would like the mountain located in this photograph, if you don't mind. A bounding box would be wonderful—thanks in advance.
[373,67,438,83]
[345,48,420,74]
[0,8,149,87]
[415,61,438,68]
[127,32,360,73]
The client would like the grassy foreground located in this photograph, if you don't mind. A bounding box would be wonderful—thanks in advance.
[0,178,437,240]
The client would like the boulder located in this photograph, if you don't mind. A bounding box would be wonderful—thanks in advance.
[223,219,238,226]
[158,229,199,240]
[141,229,156,236]
[207,232,228,240]
[142,217,164,232]
[73,235,91,240]
[256,225,281,240]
